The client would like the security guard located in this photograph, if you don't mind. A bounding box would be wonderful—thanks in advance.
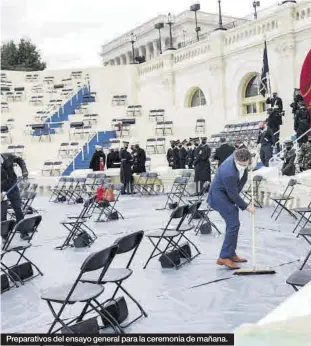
[298,135,311,172]
[119,141,133,194]
[281,140,296,176]
[257,120,276,167]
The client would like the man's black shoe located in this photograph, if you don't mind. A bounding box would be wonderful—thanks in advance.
[20,233,31,241]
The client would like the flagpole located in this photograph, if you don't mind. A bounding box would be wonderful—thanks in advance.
[265,39,272,98]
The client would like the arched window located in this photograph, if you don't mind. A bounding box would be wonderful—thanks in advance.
[190,88,206,108]
[242,74,266,115]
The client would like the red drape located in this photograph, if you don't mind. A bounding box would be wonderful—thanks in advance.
[300,49,311,128]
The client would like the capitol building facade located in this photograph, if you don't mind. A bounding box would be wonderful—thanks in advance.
[98,0,311,140]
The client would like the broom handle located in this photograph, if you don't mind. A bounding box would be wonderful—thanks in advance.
[251,172,256,269]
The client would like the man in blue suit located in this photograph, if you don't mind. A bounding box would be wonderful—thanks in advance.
[208,149,255,269]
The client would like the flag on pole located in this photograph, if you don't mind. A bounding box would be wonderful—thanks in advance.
[259,41,270,97]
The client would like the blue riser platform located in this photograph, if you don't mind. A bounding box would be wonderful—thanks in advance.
[46,86,90,123]
[62,130,117,176]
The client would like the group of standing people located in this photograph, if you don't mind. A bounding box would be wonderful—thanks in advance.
[89,142,147,195]
[257,91,311,174]
[166,137,238,195]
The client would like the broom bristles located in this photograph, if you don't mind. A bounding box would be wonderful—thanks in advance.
[234,268,276,275]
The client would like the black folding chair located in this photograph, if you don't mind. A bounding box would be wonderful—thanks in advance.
[1,220,19,291]
[157,177,188,210]
[66,177,86,204]
[181,172,192,196]
[94,184,124,222]
[56,197,97,250]
[49,177,69,202]
[81,231,147,327]
[41,245,125,334]
[292,201,311,234]
[1,216,43,287]
[187,202,221,235]
[286,269,311,291]
[242,175,263,208]
[20,191,37,214]
[270,179,298,221]
[297,228,311,270]
[187,181,210,204]
[144,205,199,269]
[132,172,148,195]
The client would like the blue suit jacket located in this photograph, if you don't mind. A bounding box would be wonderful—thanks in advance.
[208,154,249,214]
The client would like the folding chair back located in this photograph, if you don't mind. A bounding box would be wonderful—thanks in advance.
[271,178,298,220]
[81,245,119,280]
[174,177,188,185]
[3,215,42,250]
[114,231,144,256]
[170,204,189,223]
[181,172,191,179]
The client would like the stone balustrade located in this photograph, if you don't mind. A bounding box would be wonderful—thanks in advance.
[134,1,311,77]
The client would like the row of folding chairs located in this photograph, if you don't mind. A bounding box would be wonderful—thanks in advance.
[126,105,142,117]
[111,95,127,106]
[1,216,43,292]
[155,121,173,136]
[56,184,124,250]
[133,173,164,196]
[223,121,260,132]
[58,142,80,158]
[159,173,193,210]
[49,173,108,204]
[267,178,311,291]
[146,137,166,154]
[286,212,311,290]
[42,161,63,176]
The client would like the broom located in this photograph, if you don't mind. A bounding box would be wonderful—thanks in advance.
[234,171,276,276]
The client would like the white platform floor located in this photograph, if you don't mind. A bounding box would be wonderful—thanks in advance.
[1,193,310,334]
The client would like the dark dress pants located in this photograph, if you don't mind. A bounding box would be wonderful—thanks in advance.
[1,186,24,225]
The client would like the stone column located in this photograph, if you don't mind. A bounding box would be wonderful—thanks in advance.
[138,46,144,57]
[125,52,131,65]
[153,41,159,57]
[145,44,151,61]
[274,39,296,139]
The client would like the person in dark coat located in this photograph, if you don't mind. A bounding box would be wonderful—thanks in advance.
[266,92,283,112]
[281,140,296,176]
[290,91,304,117]
[294,101,311,147]
[1,153,30,240]
[89,146,106,171]
[208,149,254,269]
[106,149,114,169]
[266,107,283,153]
[178,141,188,169]
[166,143,174,168]
[167,142,179,169]
[186,141,194,169]
[132,143,146,174]
[257,120,276,167]
[193,137,211,194]
[119,141,133,194]
[214,137,235,167]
